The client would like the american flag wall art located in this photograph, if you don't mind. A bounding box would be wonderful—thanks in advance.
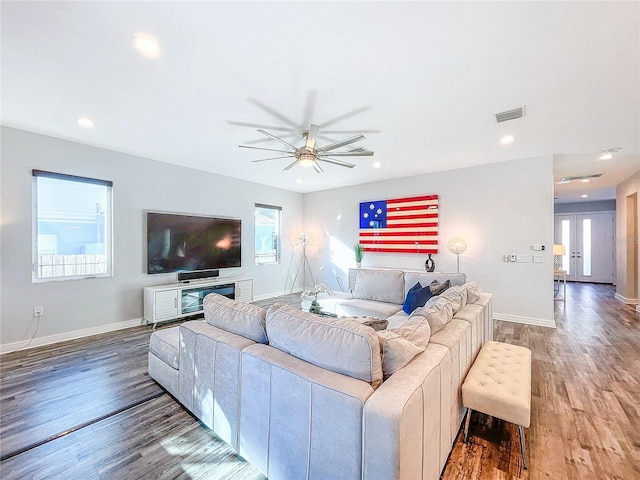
[358,195,439,254]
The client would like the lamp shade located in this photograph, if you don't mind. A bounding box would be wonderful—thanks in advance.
[553,244,566,256]
[447,236,468,255]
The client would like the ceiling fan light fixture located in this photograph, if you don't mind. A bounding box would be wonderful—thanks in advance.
[298,152,315,167]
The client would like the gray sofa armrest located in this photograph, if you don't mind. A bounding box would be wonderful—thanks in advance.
[178,320,255,449]
[363,343,451,480]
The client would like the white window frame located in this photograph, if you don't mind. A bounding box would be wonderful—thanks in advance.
[254,203,281,265]
[32,169,114,282]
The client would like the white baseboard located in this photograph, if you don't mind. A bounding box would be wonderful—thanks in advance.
[0,317,145,355]
[494,313,556,328]
[614,293,639,305]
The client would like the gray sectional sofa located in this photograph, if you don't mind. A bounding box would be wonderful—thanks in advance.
[148,268,493,480]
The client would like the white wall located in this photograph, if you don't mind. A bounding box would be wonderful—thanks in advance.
[0,127,304,350]
[615,170,640,305]
[303,155,556,327]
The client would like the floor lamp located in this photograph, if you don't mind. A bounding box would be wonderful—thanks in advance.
[289,233,315,294]
[447,236,467,273]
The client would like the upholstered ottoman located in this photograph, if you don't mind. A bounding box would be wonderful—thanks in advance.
[461,340,532,468]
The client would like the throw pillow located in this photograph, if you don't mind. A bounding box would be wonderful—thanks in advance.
[376,330,424,378]
[402,282,433,314]
[430,279,451,296]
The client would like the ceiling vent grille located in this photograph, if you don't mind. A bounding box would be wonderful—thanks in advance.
[495,107,525,123]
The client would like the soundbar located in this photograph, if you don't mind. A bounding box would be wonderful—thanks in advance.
[178,270,219,282]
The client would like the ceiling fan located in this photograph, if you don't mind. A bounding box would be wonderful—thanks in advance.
[239,124,374,173]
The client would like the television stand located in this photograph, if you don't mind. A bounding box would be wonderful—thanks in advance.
[143,277,253,328]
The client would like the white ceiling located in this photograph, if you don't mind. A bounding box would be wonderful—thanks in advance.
[2,1,639,200]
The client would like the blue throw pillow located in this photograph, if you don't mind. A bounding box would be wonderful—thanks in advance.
[403,282,433,314]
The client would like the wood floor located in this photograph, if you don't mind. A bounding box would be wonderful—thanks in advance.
[1,284,638,479]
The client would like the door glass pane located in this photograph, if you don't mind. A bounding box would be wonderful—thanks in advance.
[561,219,571,274]
[582,219,591,276]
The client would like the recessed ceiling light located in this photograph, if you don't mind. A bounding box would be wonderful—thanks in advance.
[296,179,302,184]
[500,135,514,145]
[373,161,382,169]
[77,117,94,128]
[598,147,621,160]
[580,178,590,183]
[132,34,161,58]
[580,194,588,198]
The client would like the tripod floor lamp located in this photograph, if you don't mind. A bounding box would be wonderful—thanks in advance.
[289,233,315,294]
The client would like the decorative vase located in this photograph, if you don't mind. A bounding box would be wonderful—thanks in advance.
[356,262,362,268]
[425,254,435,272]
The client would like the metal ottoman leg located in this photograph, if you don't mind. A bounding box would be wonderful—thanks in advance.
[464,408,472,443]
[518,424,527,469]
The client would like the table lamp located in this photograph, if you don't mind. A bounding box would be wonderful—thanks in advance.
[447,236,467,273]
[553,244,566,270]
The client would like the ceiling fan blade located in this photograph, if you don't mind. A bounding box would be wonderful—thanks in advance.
[305,124,319,150]
[320,150,374,157]
[251,155,296,163]
[321,129,381,134]
[228,120,298,132]
[239,145,295,154]
[283,159,300,170]
[258,129,300,150]
[301,90,317,127]
[317,157,356,168]
[316,134,365,153]
[249,98,301,128]
[318,106,370,128]
[243,132,301,145]
[312,162,324,173]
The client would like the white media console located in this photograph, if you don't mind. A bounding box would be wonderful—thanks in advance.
[144,277,253,328]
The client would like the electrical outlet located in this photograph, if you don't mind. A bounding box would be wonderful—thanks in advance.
[533,254,543,263]
[509,254,517,262]
[516,255,530,263]
[34,306,44,316]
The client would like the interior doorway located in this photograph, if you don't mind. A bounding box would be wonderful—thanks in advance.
[625,193,638,299]
[554,212,615,283]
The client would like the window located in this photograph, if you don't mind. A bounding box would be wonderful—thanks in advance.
[254,204,281,265]
[33,170,113,281]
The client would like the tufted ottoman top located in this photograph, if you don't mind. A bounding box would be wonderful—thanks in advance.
[461,340,531,427]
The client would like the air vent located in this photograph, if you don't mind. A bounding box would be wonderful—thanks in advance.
[558,173,602,183]
[495,106,526,123]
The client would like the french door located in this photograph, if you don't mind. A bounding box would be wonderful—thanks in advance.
[554,212,615,283]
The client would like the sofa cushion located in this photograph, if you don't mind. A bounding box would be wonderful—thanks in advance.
[402,282,433,314]
[203,293,267,343]
[265,303,383,388]
[354,269,405,304]
[336,299,403,319]
[149,326,180,369]
[438,285,467,314]
[463,282,482,303]
[411,297,453,335]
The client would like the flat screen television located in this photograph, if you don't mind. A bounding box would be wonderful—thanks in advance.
[147,212,241,274]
